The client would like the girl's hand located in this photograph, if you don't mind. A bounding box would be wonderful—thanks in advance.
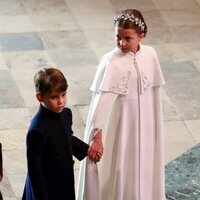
[88,140,103,163]
[88,130,103,163]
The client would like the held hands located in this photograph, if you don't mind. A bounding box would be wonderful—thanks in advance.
[88,130,103,163]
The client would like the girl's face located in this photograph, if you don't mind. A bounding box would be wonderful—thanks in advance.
[36,90,67,113]
[115,26,144,53]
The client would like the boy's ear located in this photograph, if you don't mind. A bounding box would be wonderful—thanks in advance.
[36,92,43,102]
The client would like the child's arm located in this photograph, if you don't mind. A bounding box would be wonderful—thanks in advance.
[87,92,118,162]
[66,107,103,162]
[71,135,89,161]
[72,135,103,163]
[66,108,90,160]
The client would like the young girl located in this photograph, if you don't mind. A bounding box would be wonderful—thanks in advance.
[77,9,165,200]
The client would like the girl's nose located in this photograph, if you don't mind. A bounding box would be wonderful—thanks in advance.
[119,40,125,47]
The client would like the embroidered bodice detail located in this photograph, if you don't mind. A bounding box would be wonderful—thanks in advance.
[141,71,151,93]
[133,55,152,95]
[109,71,132,94]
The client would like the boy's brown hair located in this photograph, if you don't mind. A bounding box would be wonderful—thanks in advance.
[34,68,68,95]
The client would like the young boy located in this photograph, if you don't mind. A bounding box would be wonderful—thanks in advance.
[22,68,102,200]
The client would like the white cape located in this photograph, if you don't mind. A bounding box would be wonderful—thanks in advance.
[77,44,165,200]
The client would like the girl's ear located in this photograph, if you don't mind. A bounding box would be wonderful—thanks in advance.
[36,92,43,102]
[139,33,145,41]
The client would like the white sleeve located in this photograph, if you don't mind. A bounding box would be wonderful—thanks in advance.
[92,92,118,137]
[77,92,118,200]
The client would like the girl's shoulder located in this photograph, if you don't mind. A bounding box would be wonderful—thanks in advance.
[90,49,116,92]
[141,44,156,53]
[101,50,115,63]
[96,50,116,72]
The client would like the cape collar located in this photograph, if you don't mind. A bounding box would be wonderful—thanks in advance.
[114,43,143,57]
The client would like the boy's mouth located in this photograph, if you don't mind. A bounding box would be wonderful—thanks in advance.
[57,106,64,111]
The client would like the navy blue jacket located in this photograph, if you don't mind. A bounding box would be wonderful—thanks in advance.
[22,105,89,200]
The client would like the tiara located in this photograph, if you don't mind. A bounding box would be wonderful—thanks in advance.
[114,13,145,31]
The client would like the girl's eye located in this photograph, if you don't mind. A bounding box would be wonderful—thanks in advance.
[116,35,121,41]
[125,37,131,41]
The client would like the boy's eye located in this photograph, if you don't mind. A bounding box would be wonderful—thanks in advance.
[62,92,66,97]
[50,96,57,99]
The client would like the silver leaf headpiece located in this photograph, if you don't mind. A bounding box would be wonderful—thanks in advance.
[114,13,145,32]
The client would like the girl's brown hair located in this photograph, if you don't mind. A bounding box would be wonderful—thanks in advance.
[114,9,148,36]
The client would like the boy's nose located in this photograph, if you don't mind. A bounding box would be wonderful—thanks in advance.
[58,97,63,104]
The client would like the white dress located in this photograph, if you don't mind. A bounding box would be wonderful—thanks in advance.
[77,44,165,200]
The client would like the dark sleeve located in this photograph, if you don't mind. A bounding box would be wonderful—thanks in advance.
[66,108,89,161]
[72,136,89,161]
[26,129,48,200]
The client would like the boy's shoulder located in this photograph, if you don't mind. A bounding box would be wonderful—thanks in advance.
[28,111,45,133]
[60,107,73,122]
[62,107,72,117]
[63,107,71,112]
[27,107,72,134]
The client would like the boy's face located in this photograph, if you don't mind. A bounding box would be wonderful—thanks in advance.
[36,90,67,113]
